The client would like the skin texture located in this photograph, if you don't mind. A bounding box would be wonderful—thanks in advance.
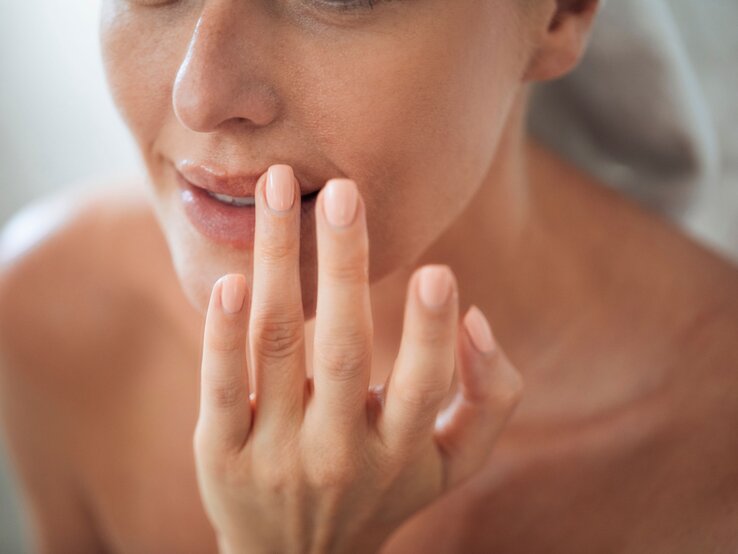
[98,0,541,315]
[192,169,523,553]
[1,0,738,552]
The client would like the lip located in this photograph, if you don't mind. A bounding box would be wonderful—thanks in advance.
[175,159,321,198]
[175,165,319,249]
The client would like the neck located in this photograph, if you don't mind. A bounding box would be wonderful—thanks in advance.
[367,88,553,372]
[363,88,678,438]
[303,86,685,447]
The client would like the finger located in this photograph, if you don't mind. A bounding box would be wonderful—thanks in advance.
[249,164,306,425]
[434,305,524,489]
[196,274,252,455]
[380,265,459,453]
[311,178,373,433]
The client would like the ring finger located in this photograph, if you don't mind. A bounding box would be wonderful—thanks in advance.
[311,178,373,435]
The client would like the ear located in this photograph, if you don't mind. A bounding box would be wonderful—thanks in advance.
[524,0,601,82]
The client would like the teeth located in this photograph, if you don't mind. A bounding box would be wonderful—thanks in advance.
[207,191,255,207]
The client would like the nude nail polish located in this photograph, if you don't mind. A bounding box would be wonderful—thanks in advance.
[266,165,295,212]
[323,179,358,228]
[220,274,246,314]
[464,305,496,353]
[418,266,453,309]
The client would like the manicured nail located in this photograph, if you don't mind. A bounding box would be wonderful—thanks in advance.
[220,274,246,314]
[323,179,358,228]
[266,165,295,212]
[418,265,453,309]
[464,305,496,354]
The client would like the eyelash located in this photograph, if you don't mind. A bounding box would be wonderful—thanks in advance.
[127,0,382,11]
[313,0,379,10]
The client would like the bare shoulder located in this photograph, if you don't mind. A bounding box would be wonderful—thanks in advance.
[0,176,175,551]
[531,140,738,403]
[0,175,170,384]
[533,138,738,318]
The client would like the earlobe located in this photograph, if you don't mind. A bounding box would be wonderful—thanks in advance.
[523,0,601,83]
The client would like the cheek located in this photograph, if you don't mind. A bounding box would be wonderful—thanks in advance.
[99,2,525,305]
[290,5,524,276]
[100,9,183,156]
[101,13,233,315]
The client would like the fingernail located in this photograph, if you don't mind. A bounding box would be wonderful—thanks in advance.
[266,165,295,212]
[220,274,246,314]
[464,305,496,354]
[323,179,358,228]
[418,265,453,309]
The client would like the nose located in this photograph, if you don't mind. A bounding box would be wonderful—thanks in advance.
[172,2,280,133]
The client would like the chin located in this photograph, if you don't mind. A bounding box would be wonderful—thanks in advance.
[149,168,408,324]
[166,217,321,322]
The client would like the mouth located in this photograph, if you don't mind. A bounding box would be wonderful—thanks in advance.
[203,187,320,208]
[174,159,322,199]
[175,166,320,249]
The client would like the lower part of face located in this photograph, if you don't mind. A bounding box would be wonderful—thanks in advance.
[100,0,531,317]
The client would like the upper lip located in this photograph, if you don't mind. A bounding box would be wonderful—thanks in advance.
[175,160,320,198]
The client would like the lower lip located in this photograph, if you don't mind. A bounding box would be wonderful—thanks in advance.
[176,171,319,249]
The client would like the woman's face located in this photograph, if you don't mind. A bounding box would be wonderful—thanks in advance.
[100,0,537,316]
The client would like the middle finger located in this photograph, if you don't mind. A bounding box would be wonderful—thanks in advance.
[311,178,373,434]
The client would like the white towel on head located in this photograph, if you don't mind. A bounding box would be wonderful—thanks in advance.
[529,0,721,222]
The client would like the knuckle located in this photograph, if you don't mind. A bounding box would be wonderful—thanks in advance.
[314,333,371,381]
[260,237,296,264]
[489,364,525,408]
[251,313,304,360]
[306,451,358,489]
[325,260,369,284]
[206,376,247,409]
[409,319,455,347]
[323,237,369,283]
[253,461,296,494]
[311,464,357,489]
[395,374,449,412]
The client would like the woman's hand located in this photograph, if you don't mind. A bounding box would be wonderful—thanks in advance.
[193,164,524,554]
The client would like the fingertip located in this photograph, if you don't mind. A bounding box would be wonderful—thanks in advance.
[463,305,496,355]
[416,265,457,312]
[219,274,248,315]
[203,274,250,355]
[458,305,524,406]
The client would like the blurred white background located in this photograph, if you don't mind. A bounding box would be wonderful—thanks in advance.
[0,2,139,551]
[0,1,736,552]
[0,0,140,227]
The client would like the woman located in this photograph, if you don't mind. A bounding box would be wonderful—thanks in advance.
[1,0,737,552]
